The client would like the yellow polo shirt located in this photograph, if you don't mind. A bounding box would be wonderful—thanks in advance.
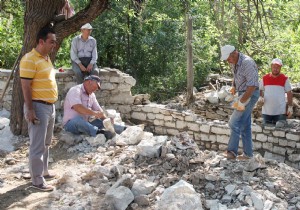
[20,49,58,103]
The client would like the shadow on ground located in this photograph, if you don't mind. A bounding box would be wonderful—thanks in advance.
[0,182,34,209]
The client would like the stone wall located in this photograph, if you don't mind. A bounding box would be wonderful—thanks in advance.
[107,103,300,169]
[0,68,136,112]
[1,68,299,169]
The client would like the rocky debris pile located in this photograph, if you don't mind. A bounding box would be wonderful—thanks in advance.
[2,127,300,210]
[291,83,300,118]
[164,92,253,123]
[0,110,20,155]
[163,83,300,123]
[133,94,151,105]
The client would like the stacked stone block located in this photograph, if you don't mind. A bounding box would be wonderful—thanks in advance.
[117,103,300,169]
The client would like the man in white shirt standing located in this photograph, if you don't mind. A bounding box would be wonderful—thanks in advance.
[259,58,293,126]
[70,23,99,83]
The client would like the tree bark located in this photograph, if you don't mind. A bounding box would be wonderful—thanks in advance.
[186,15,194,105]
[236,4,243,46]
[10,0,109,135]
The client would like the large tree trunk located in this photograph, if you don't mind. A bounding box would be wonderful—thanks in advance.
[10,0,109,135]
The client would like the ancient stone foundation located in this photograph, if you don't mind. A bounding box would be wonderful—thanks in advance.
[112,103,300,169]
[1,68,299,169]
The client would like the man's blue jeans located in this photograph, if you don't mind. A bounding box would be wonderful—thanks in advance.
[64,116,125,137]
[262,114,286,125]
[72,61,99,84]
[227,89,259,157]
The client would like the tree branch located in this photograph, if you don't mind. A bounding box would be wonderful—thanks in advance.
[54,0,109,41]
[50,0,109,61]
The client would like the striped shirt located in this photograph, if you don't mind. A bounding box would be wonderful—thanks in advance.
[70,35,98,64]
[20,49,58,103]
[259,73,292,115]
[230,53,259,91]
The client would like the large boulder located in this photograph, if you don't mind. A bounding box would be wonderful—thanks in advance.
[157,180,203,210]
[137,135,168,158]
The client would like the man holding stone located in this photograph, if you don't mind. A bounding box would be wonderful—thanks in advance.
[63,75,126,138]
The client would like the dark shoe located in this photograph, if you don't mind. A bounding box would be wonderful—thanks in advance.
[22,173,58,180]
[43,173,58,180]
[96,129,115,140]
[96,129,105,135]
[223,151,236,160]
[32,183,54,192]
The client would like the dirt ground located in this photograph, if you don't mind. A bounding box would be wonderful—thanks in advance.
[0,136,78,210]
[1,130,300,210]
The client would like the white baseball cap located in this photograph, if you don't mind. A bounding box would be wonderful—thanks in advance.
[271,58,283,66]
[220,45,235,60]
[81,23,93,30]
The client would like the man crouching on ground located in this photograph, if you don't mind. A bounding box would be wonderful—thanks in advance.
[63,75,125,138]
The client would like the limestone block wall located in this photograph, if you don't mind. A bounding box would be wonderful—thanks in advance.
[0,68,136,112]
[108,103,300,169]
[0,70,13,111]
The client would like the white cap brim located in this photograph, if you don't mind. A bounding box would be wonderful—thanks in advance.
[271,58,283,66]
[81,23,93,30]
[220,52,231,60]
[220,45,235,60]
[272,62,282,66]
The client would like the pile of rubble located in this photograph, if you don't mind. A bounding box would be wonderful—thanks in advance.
[51,130,300,209]
[164,80,300,124]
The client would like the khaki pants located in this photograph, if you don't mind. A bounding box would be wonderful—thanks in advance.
[24,102,55,185]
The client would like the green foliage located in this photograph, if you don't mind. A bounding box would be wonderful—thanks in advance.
[88,0,191,101]
[82,0,226,101]
[2,0,300,101]
[55,35,73,68]
[192,2,221,86]
[0,0,24,68]
[211,0,300,83]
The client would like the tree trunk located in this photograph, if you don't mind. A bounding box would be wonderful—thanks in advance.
[186,15,193,105]
[236,4,243,46]
[10,0,109,135]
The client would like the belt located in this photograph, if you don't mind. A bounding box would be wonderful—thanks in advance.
[32,100,54,105]
[238,87,259,92]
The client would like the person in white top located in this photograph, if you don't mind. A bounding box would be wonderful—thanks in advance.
[70,23,99,83]
[259,58,293,126]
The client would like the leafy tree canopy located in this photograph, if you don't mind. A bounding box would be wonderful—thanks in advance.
[1,0,300,102]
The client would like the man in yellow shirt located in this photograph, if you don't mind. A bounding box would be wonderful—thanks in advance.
[20,26,58,191]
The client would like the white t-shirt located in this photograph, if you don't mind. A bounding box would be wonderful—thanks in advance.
[259,73,292,115]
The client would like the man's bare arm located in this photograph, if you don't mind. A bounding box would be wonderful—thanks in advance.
[72,104,105,119]
[287,91,293,106]
[21,79,36,122]
[260,90,264,97]
[240,86,257,103]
